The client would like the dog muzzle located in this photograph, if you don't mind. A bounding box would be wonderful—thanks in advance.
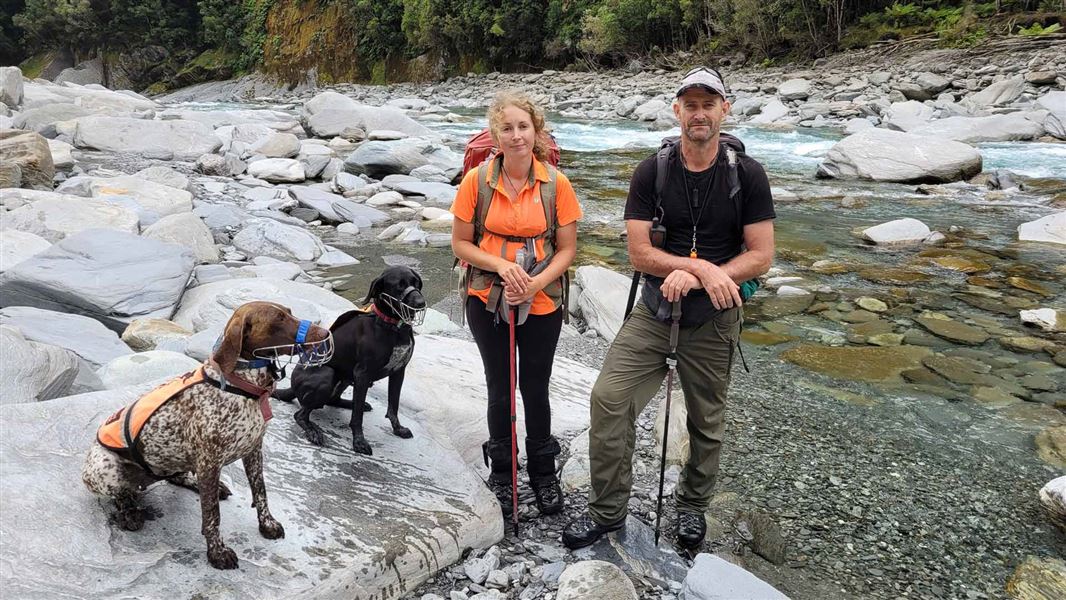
[252,320,335,368]
[380,286,426,326]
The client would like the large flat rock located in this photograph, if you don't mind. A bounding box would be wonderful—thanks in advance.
[0,305,132,368]
[817,128,982,183]
[0,385,501,599]
[0,229,195,332]
[73,116,221,160]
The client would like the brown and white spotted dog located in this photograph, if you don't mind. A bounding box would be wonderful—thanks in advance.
[82,301,332,570]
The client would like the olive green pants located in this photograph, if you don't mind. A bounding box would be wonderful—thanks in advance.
[587,302,741,524]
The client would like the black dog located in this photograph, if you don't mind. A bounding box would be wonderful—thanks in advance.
[274,266,426,455]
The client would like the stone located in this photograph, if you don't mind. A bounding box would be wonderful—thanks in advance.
[1036,426,1066,468]
[464,547,501,584]
[0,386,502,599]
[384,181,458,205]
[860,218,931,245]
[914,314,990,345]
[556,561,638,600]
[1020,308,1065,332]
[856,297,888,312]
[96,350,202,389]
[0,230,51,272]
[570,516,686,589]
[779,344,932,382]
[575,266,631,342]
[818,129,982,183]
[964,76,1025,109]
[777,78,811,101]
[12,104,93,136]
[1018,212,1066,245]
[1037,91,1066,139]
[749,99,789,124]
[232,218,328,262]
[73,117,221,160]
[998,336,1058,353]
[142,212,220,264]
[0,230,195,332]
[0,129,54,190]
[0,306,132,368]
[133,166,191,192]
[884,100,934,131]
[344,139,461,180]
[247,158,306,183]
[1040,476,1066,532]
[1006,556,1066,600]
[909,113,1045,143]
[121,318,192,351]
[0,325,78,404]
[561,428,590,493]
[0,65,24,107]
[56,175,194,227]
[249,132,301,158]
[680,553,788,600]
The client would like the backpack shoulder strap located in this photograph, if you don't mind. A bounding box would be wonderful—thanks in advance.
[473,156,501,247]
[540,164,559,242]
[653,141,675,217]
[725,144,744,239]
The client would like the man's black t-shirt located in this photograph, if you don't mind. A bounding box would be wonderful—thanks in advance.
[624,142,776,325]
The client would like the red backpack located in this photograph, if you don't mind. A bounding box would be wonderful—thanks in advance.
[461,129,561,176]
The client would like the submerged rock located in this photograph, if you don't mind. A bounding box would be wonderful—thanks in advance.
[780,344,932,382]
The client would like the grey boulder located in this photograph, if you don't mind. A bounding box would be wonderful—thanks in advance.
[0,129,54,190]
[0,229,195,332]
[817,128,982,183]
[909,113,1044,143]
[0,325,78,404]
[0,306,132,368]
[344,138,461,180]
[680,553,788,599]
[231,218,328,262]
[73,116,221,160]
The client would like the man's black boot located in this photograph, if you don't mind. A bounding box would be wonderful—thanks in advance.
[562,512,625,549]
[482,439,515,518]
[676,511,706,549]
[527,436,563,515]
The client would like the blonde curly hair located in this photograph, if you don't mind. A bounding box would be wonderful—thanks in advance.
[486,90,551,162]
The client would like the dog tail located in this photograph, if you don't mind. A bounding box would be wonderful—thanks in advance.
[272,387,297,403]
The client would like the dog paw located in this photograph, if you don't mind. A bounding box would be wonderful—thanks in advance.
[393,425,413,439]
[218,481,232,501]
[259,517,285,540]
[207,546,239,570]
[304,427,326,446]
[116,509,145,532]
[352,438,373,456]
[363,403,373,412]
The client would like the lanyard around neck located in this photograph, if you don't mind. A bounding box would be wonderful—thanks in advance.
[679,153,716,259]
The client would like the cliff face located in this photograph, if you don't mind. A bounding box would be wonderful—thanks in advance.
[261,0,363,84]
[259,0,450,85]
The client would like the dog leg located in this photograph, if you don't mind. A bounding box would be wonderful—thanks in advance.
[168,472,231,500]
[386,371,413,439]
[349,378,373,455]
[196,459,238,570]
[294,406,326,446]
[242,447,285,540]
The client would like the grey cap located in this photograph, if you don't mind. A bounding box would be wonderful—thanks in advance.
[675,68,727,99]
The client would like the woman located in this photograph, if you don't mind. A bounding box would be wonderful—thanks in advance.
[450,90,581,519]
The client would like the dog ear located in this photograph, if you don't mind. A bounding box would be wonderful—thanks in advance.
[413,270,423,290]
[213,309,247,374]
[363,275,383,305]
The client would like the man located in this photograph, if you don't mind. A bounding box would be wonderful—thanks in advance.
[563,67,776,550]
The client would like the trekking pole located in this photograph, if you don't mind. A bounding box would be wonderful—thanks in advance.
[624,271,642,318]
[508,248,526,537]
[654,300,682,546]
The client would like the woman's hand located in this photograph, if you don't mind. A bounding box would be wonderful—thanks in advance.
[497,258,534,296]
[504,273,544,306]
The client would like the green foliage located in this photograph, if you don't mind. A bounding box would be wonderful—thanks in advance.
[1017,22,1063,35]
[198,0,248,52]
[884,2,920,28]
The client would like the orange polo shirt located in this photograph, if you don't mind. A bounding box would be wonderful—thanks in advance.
[451,156,582,315]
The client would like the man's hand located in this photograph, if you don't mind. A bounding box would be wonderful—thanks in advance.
[660,269,701,303]
[688,260,741,309]
[497,259,533,296]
